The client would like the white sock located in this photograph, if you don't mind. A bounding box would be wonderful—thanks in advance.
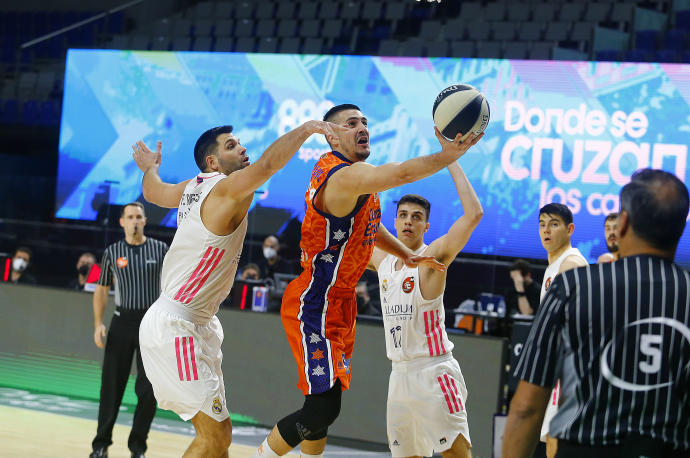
[300,453,323,458]
[252,438,281,458]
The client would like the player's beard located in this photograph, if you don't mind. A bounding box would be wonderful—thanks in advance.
[607,241,619,252]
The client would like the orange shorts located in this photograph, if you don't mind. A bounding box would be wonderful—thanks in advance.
[281,274,357,395]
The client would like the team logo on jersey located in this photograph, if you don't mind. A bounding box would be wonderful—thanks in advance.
[440,437,447,445]
[544,277,552,290]
[116,257,128,268]
[402,276,415,293]
[212,398,222,415]
[382,279,388,292]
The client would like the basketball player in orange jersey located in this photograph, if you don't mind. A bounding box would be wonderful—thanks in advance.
[367,160,482,458]
[131,119,348,458]
[252,104,483,458]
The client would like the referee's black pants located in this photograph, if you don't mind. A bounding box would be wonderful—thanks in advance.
[92,309,156,453]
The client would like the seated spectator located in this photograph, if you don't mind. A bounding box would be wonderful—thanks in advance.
[505,259,540,316]
[256,235,296,279]
[67,252,97,290]
[356,279,381,316]
[9,246,36,285]
[240,263,261,281]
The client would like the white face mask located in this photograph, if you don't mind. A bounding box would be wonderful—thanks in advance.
[263,247,277,260]
[12,258,28,272]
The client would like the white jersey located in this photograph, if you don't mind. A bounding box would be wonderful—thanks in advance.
[378,246,453,363]
[539,245,586,441]
[160,172,246,323]
[540,246,587,302]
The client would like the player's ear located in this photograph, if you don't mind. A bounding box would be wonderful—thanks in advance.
[567,222,574,236]
[425,222,429,233]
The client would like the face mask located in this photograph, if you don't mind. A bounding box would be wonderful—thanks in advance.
[78,264,91,276]
[263,247,277,260]
[12,258,27,272]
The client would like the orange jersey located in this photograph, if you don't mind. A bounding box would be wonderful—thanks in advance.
[282,151,381,394]
[299,151,381,289]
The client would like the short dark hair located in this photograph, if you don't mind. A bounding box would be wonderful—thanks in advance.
[604,212,619,223]
[194,125,233,172]
[120,201,145,217]
[620,168,689,251]
[396,194,431,220]
[243,263,260,274]
[323,104,361,122]
[539,202,573,225]
[13,246,32,259]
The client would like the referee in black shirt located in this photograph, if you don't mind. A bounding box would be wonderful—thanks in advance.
[503,169,690,458]
[90,202,168,458]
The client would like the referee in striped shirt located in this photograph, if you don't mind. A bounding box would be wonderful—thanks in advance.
[503,169,690,458]
[90,202,168,458]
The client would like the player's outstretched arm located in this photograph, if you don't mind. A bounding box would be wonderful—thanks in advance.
[329,129,483,198]
[425,161,483,267]
[132,140,190,208]
[375,223,446,272]
[213,121,350,202]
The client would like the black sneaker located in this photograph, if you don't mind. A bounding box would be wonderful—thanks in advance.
[89,448,107,458]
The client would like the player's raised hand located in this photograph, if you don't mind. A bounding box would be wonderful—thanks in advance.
[132,140,162,173]
[435,127,483,160]
[403,254,447,272]
[307,120,352,148]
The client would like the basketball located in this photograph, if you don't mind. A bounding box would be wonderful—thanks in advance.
[432,84,490,142]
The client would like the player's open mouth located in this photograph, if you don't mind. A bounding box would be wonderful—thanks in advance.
[402,229,413,235]
[357,136,368,145]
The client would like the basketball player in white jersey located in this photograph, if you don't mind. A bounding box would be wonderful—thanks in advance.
[537,202,588,458]
[367,160,482,458]
[131,120,348,458]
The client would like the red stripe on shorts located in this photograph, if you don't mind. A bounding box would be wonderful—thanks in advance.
[189,336,198,381]
[443,373,460,412]
[449,376,464,411]
[182,336,191,381]
[175,337,184,381]
[437,375,454,413]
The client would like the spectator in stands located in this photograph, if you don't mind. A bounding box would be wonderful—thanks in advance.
[240,263,261,281]
[506,259,541,316]
[355,279,380,316]
[9,246,36,285]
[597,212,619,263]
[68,252,97,290]
[256,234,295,279]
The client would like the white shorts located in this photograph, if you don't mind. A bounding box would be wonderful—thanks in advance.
[387,353,471,457]
[139,297,228,422]
[541,380,560,442]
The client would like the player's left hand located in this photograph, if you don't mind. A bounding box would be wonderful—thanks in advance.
[132,140,162,173]
[404,254,447,272]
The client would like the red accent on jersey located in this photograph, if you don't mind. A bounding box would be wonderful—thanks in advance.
[436,310,447,354]
[424,311,434,356]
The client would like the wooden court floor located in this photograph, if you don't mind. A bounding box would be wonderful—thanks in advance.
[0,405,299,457]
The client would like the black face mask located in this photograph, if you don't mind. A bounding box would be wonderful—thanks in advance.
[78,265,91,276]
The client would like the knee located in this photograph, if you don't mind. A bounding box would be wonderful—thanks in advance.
[301,382,342,430]
[201,421,232,452]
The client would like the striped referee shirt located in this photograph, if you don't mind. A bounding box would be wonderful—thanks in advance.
[515,254,690,451]
[97,238,168,311]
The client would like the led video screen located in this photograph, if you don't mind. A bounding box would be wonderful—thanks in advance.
[57,50,690,264]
